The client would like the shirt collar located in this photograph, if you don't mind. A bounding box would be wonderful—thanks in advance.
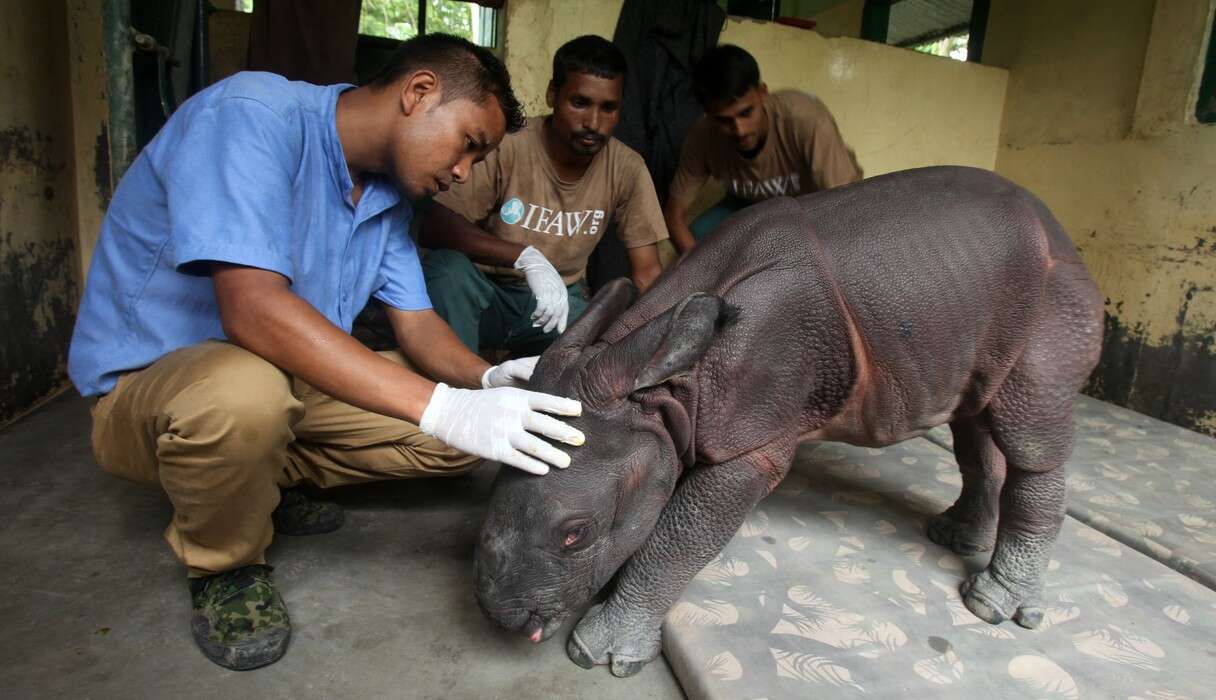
[323,84,402,219]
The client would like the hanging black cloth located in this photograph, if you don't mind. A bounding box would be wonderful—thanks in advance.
[585,0,726,292]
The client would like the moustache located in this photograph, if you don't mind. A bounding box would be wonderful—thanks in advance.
[573,131,604,143]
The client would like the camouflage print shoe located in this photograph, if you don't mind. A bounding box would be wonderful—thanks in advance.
[189,564,291,670]
[272,486,344,536]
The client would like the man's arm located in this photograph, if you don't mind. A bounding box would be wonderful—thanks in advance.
[212,263,437,423]
[214,263,584,474]
[386,306,489,387]
[664,198,698,255]
[419,202,523,267]
[421,202,570,335]
[626,243,663,292]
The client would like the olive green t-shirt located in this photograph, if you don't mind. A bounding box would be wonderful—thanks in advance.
[434,116,668,285]
[668,90,862,208]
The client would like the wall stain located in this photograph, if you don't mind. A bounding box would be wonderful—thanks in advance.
[0,232,79,424]
[0,126,64,175]
[94,122,112,208]
[1085,295,1216,438]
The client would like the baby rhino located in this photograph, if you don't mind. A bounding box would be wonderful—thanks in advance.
[473,166,1103,677]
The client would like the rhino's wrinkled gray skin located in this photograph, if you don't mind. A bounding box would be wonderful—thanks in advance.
[474,166,1103,677]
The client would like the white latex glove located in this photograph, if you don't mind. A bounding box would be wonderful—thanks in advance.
[419,383,584,475]
[514,246,569,334]
[481,356,540,389]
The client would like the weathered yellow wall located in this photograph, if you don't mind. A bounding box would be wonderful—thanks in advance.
[987,0,1216,435]
[1,0,84,422]
[210,9,253,84]
[806,0,864,39]
[986,0,1156,147]
[66,0,110,286]
[503,1,1007,177]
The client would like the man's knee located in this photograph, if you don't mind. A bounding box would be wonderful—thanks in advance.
[423,248,478,287]
[390,432,483,478]
[167,345,302,451]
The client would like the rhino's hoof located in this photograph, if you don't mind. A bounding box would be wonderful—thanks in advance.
[1012,606,1044,629]
[611,658,647,678]
[567,633,598,670]
[927,513,994,556]
[566,602,661,677]
[961,570,1042,628]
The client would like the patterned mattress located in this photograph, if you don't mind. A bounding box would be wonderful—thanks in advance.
[663,397,1216,699]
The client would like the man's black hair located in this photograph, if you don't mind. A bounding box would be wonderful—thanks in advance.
[550,35,627,91]
[692,44,761,107]
[369,33,526,132]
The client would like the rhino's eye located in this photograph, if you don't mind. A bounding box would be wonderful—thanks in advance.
[562,524,589,550]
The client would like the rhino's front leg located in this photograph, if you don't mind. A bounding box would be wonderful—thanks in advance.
[928,416,1005,555]
[568,447,789,677]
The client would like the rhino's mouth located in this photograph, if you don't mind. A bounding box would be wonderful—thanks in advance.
[521,611,568,643]
[479,602,569,643]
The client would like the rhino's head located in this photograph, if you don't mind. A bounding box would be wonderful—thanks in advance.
[473,278,731,643]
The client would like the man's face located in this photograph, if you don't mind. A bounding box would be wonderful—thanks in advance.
[705,85,768,155]
[389,90,506,199]
[546,71,623,158]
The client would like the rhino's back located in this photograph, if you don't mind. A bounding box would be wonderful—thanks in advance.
[603,166,1071,445]
[795,166,1060,441]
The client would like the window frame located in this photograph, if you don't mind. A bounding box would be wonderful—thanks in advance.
[357,0,499,50]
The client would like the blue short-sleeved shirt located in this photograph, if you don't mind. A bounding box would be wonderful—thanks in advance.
[68,72,432,396]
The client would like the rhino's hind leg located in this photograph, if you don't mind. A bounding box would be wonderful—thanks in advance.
[568,444,794,676]
[928,415,1006,555]
[961,266,1100,628]
[960,464,1065,629]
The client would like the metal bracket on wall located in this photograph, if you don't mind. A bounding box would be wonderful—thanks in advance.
[130,27,179,118]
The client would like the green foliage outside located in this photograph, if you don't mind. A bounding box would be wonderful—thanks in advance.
[359,0,476,41]
[911,33,969,61]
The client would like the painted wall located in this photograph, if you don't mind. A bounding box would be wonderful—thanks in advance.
[801,0,864,39]
[66,0,112,286]
[1,1,85,424]
[986,0,1216,435]
[503,0,1007,177]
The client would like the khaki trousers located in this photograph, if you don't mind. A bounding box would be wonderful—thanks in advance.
[90,340,480,577]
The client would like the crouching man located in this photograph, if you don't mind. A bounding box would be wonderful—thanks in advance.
[68,35,585,670]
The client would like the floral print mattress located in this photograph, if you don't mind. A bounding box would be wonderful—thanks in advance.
[663,397,1216,699]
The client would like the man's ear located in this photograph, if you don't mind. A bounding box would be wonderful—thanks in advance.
[400,69,439,116]
[546,81,557,110]
[757,82,769,99]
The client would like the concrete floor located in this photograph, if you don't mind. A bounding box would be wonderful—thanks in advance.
[0,394,685,699]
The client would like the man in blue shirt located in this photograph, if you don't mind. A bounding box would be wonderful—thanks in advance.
[69,34,586,670]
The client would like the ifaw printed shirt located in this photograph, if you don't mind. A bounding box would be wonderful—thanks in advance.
[433,117,668,285]
[668,90,862,208]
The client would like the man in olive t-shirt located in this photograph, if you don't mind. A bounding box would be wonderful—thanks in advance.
[420,36,667,356]
[665,44,862,254]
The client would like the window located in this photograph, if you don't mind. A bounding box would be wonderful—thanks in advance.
[862,0,988,63]
[1197,12,1216,123]
[359,0,498,48]
[910,32,970,61]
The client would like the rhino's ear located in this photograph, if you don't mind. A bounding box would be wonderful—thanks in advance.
[632,294,729,391]
[532,278,637,386]
[583,292,734,402]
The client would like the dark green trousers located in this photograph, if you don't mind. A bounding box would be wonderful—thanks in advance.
[422,249,590,357]
[690,196,749,242]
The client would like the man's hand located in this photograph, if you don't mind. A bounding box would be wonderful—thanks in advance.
[419,383,584,475]
[514,246,569,334]
[664,199,697,255]
[481,356,539,389]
